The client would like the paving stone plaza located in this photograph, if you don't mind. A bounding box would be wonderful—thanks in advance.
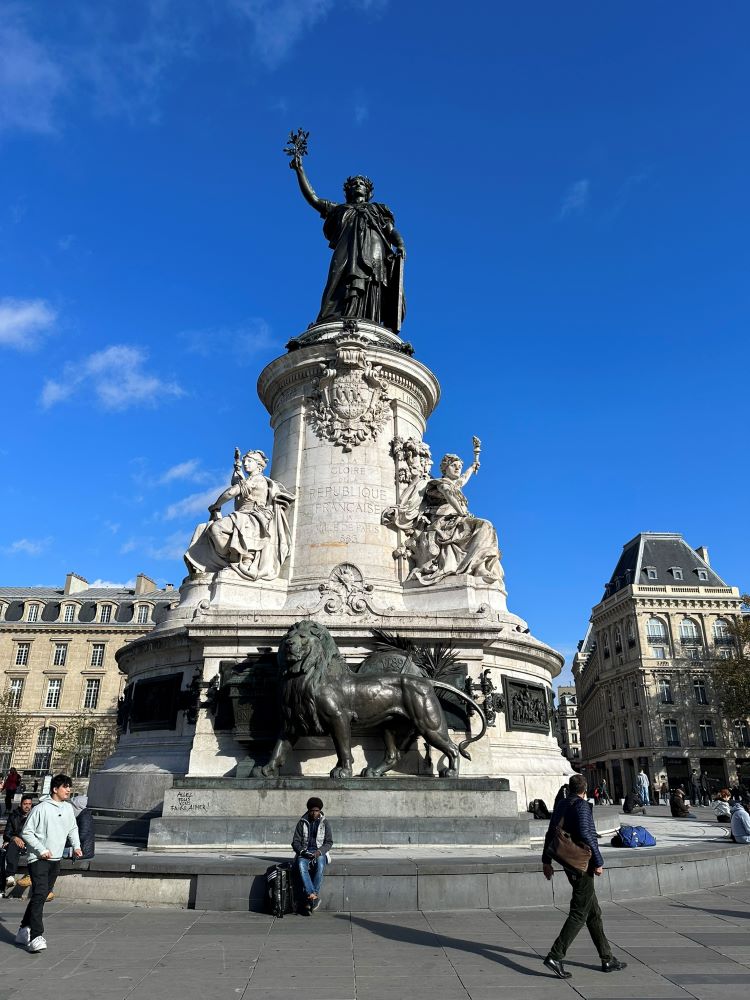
[2,880,750,1000]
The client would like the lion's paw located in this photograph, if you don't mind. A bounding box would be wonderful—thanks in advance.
[330,766,353,779]
[252,764,279,778]
[360,767,381,778]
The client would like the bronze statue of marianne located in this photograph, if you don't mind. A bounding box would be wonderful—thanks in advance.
[285,128,406,334]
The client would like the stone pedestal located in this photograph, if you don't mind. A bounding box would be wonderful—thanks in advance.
[88,319,573,834]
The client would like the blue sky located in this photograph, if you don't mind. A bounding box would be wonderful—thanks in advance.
[1,1,748,684]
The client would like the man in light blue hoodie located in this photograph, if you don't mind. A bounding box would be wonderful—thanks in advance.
[16,774,82,954]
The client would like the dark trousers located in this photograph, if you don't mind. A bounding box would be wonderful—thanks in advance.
[548,871,612,962]
[20,859,59,940]
[3,840,25,878]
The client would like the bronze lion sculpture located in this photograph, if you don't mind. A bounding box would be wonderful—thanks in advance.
[252,620,485,779]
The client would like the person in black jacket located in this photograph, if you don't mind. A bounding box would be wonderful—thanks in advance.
[541,773,627,980]
[2,794,33,893]
[291,797,333,913]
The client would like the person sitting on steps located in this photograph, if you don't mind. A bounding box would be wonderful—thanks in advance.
[2,794,33,894]
[292,797,333,913]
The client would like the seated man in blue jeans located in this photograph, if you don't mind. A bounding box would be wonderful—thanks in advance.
[292,797,333,912]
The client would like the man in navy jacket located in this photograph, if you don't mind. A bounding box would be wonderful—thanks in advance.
[541,773,627,980]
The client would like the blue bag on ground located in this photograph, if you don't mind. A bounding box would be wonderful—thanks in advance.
[612,824,656,848]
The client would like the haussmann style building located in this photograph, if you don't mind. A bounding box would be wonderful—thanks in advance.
[555,685,581,763]
[0,572,177,790]
[572,532,745,800]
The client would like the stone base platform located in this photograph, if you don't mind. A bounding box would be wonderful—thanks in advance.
[148,776,526,851]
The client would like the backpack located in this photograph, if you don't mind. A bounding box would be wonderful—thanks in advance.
[266,862,296,917]
[612,824,656,848]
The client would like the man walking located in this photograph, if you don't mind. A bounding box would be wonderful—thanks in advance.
[636,769,650,807]
[541,773,627,980]
[291,797,333,913]
[16,774,82,954]
[2,793,33,894]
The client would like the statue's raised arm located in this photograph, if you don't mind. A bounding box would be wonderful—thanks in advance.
[284,128,406,334]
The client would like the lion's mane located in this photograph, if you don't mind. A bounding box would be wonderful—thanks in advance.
[278,620,349,735]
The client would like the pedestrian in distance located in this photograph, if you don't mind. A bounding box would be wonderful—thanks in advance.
[15,774,82,954]
[660,779,669,805]
[690,769,702,807]
[670,784,691,817]
[2,793,33,894]
[636,768,650,807]
[541,773,627,980]
[291,797,333,914]
[599,779,610,805]
[2,768,21,814]
[730,799,750,844]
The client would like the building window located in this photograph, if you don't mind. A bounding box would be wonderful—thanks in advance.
[27,604,39,623]
[73,727,95,778]
[8,678,24,708]
[137,605,149,625]
[632,680,639,706]
[670,567,684,581]
[699,719,716,747]
[90,644,105,668]
[653,647,666,660]
[693,678,708,704]
[647,618,668,647]
[735,720,750,748]
[714,619,730,639]
[627,619,636,648]
[645,566,658,580]
[685,647,701,661]
[33,727,55,772]
[610,725,616,750]
[602,633,611,659]
[63,604,76,623]
[45,678,62,709]
[636,719,644,747]
[658,677,673,703]
[53,643,68,667]
[718,647,734,660]
[99,605,113,624]
[614,625,623,654]
[0,745,12,773]
[14,642,30,667]
[679,618,700,641]
[622,722,630,749]
[607,691,613,712]
[618,687,625,709]
[697,569,708,581]
[664,719,680,747]
[83,678,101,710]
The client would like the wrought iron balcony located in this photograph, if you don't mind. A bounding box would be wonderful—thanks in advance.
[714,636,735,646]
[647,635,669,645]
[680,637,703,646]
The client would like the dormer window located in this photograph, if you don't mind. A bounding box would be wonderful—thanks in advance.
[63,604,76,624]
[669,567,683,581]
[27,604,40,623]
[99,604,113,624]
[136,605,149,625]
[696,569,709,582]
[644,566,657,581]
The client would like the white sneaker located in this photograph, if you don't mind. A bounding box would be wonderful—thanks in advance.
[27,935,47,953]
[5,876,16,889]
[15,926,30,946]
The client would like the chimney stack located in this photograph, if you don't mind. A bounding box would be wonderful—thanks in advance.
[134,573,157,595]
[695,545,710,566]
[64,573,88,595]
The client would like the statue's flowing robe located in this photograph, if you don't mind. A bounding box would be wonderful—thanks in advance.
[406,477,504,587]
[316,199,404,331]
[184,475,294,581]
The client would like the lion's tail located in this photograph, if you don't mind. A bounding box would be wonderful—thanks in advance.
[432,681,487,760]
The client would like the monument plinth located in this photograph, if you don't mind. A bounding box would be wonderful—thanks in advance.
[88,133,572,844]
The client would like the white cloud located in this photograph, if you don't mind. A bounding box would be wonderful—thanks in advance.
[354,101,368,126]
[40,345,184,411]
[0,8,66,134]
[163,484,226,521]
[558,179,590,220]
[3,537,51,556]
[87,577,136,589]
[158,459,204,485]
[230,0,334,67]
[0,298,57,350]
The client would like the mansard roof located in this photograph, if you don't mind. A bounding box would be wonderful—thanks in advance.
[602,532,728,600]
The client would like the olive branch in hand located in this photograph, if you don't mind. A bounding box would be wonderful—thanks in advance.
[284,128,309,161]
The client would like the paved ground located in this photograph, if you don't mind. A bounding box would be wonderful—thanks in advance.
[2,879,750,1000]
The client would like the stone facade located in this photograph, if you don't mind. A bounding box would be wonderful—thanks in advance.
[573,533,745,800]
[0,573,177,790]
[555,685,581,762]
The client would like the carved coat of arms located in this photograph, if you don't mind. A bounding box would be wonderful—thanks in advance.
[307,346,391,451]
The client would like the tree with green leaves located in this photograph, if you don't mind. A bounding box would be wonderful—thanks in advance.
[0,691,29,770]
[52,712,117,779]
[710,595,750,724]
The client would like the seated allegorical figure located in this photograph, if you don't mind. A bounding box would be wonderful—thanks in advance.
[384,447,504,588]
[184,449,295,581]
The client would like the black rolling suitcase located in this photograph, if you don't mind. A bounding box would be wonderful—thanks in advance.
[266,862,295,917]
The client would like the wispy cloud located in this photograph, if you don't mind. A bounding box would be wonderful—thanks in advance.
[558,179,590,220]
[120,531,190,563]
[163,484,226,521]
[603,170,650,223]
[158,459,206,485]
[0,298,57,350]
[87,577,136,589]
[180,318,277,363]
[3,537,52,556]
[40,345,184,411]
[354,101,368,126]
[0,7,66,134]
[230,0,334,67]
